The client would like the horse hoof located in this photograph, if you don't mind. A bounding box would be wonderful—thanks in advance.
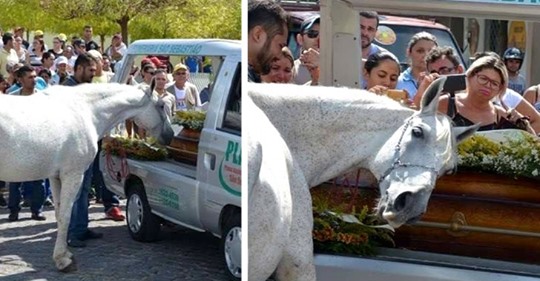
[58,257,77,273]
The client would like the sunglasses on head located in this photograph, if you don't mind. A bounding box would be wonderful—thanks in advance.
[304,30,319,39]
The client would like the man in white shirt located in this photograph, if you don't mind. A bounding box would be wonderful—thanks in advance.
[166,63,201,111]
[106,33,127,63]
[0,33,20,77]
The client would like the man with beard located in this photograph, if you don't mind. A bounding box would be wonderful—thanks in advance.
[63,53,103,247]
[248,0,289,83]
[361,11,390,60]
[293,15,320,85]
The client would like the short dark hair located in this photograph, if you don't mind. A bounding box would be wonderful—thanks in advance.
[84,25,92,30]
[41,52,54,63]
[2,32,13,45]
[15,65,35,78]
[38,68,51,77]
[360,11,379,27]
[74,53,97,71]
[248,0,288,39]
[425,46,460,67]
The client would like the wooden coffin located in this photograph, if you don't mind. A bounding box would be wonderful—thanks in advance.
[167,129,200,165]
[319,171,540,264]
[395,171,540,264]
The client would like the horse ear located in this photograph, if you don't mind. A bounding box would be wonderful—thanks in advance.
[453,123,480,143]
[420,76,447,115]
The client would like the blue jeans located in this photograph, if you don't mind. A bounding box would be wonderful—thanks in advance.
[68,166,92,240]
[22,179,51,200]
[8,180,46,214]
[92,140,120,212]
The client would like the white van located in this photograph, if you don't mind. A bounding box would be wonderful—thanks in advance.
[102,39,241,280]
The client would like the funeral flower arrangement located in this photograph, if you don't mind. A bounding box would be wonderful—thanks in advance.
[172,110,206,131]
[102,136,168,161]
[457,133,540,179]
[311,186,394,256]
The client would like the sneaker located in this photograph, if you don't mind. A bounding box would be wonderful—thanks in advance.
[31,212,46,221]
[44,198,54,207]
[81,229,103,241]
[8,212,19,222]
[67,238,87,248]
[21,200,30,208]
[105,206,125,221]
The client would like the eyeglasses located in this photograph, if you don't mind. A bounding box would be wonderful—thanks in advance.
[304,30,319,39]
[430,66,456,75]
[475,74,501,90]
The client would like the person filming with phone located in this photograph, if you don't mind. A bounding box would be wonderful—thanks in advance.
[416,48,539,134]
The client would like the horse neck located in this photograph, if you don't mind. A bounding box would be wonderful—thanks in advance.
[81,86,149,138]
[253,86,414,187]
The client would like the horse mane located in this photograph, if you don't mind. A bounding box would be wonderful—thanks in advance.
[42,83,149,106]
[249,83,415,135]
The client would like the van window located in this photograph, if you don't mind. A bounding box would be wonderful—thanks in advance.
[220,63,241,135]
[376,25,466,70]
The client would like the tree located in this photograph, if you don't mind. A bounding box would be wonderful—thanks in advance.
[129,0,241,40]
[39,0,187,44]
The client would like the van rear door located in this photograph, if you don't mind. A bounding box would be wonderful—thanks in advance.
[197,61,241,234]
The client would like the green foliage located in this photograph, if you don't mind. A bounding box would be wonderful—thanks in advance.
[458,134,540,179]
[0,0,238,43]
[173,110,206,131]
[130,0,241,40]
[311,186,395,256]
[102,136,168,161]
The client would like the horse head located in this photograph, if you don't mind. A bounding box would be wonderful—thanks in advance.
[133,82,174,145]
[373,76,479,228]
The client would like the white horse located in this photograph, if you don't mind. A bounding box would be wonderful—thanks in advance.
[247,77,479,281]
[0,83,173,272]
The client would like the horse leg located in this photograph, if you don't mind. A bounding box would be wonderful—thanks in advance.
[52,173,84,272]
[275,171,316,281]
[49,177,61,221]
[248,147,293,281]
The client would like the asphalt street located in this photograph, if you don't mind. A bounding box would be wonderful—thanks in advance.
[0,197,230,281]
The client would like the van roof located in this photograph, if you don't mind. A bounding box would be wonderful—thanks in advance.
[126,39,241,57]
[288,11,450,31]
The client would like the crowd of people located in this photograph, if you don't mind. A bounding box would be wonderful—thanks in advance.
[247,0,540,137]
[0,25,208,248]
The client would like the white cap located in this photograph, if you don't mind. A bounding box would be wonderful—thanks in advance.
[87,49,103,61]
[55,56,68,66]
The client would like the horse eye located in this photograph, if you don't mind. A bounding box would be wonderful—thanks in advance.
[412,126,423,138]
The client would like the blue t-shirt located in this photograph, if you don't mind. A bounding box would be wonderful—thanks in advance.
[185,56,201,73]
[396,67,418,100]
[7,76,48,94]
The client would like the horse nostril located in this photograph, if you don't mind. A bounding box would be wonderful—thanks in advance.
[394,191,413,212]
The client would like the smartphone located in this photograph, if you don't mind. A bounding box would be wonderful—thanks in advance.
[385,89,408,102]
[442,74,466,93]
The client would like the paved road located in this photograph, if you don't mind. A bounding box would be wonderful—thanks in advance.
[0,199,230,281]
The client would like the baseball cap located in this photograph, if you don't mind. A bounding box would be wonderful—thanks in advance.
[300,15,320,33]
[34,30,44,37]
[173,63,188,73]
[57,33,67,42]
[55,56,68,66]
[87,49,103,61]
[73,38,85,47]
